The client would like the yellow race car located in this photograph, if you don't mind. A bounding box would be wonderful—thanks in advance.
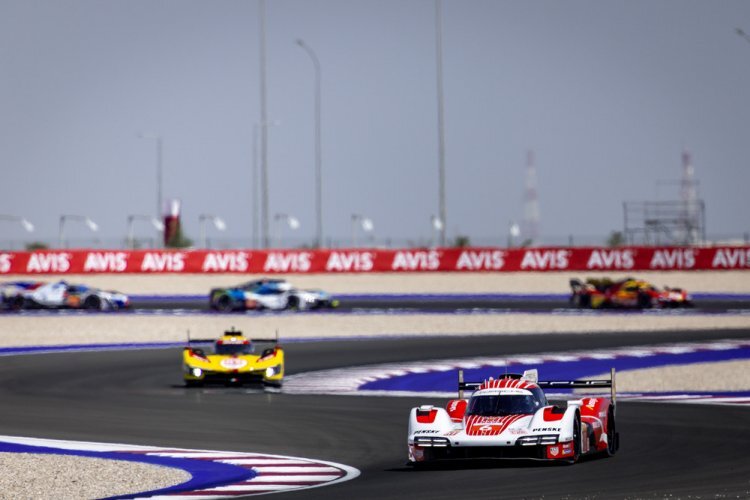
[183,328,284,387]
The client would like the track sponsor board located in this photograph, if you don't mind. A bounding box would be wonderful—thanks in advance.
[2,246,750,274]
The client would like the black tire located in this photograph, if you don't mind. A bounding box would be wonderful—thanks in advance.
[638,292,652,309]
[185,380,203,388]
[606,404,618,456]
[83,295,102,310]
[215,295,234,312]
[10,296,25,311]
[287,296,299,311]
[571,412,582,463]
[576,294,591,308]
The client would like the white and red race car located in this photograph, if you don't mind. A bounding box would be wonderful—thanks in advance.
[407,369,619,464]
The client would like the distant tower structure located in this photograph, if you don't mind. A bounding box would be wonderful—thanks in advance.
[680,150,700,244]
[522,150,540,244]
[623,150,705,245]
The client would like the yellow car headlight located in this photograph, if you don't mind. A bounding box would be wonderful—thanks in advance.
[265,364,282,378]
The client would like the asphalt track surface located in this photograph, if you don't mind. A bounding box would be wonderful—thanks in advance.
[129,294,750,313]
[2,327,750,499]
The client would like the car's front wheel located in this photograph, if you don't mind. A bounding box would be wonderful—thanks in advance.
[571,412,582,463]
[83,296,102,310]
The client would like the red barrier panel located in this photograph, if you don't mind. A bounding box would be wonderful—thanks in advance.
[1,247,749,274]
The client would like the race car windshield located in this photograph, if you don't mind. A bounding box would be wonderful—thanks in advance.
[466,394,541,416]
[215,343,254,355]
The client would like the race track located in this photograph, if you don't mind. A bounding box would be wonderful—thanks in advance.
[127,294,750,313]
[1,328,749,499]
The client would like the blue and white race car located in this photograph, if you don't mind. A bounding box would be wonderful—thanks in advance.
[0,280,130,311]
[209,278,339,312]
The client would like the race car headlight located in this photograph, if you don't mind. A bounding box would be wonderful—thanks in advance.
[265,364,282,378]
[517,435,558,446]
[191,368,203,377]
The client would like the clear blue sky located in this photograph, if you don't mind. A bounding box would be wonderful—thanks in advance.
[1,0,749,248]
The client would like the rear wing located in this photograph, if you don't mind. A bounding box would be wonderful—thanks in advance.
[185,328,280,346]
[457,368,617,405]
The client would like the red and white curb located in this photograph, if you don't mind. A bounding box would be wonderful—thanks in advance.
[0,435,359,498]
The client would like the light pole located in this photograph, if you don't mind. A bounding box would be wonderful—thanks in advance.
[431,215,444,247]
[274,213,300,248]
[259,0,270,248]
[59,215,99,249]
[296,38,323,248]
[737,28,750,45]
[435,0,447,246]
[351,214,374,247]
[253,120,280,249]
[138,133,163,244]
[127,215,164,249]
[199,214,227,248]
[508,222,521,248]
[0,215,34,233]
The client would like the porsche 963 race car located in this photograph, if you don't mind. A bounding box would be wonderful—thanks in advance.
[183,328,284,387]
[209,278,338,312]
[570,277,691,309]
[407,369,618,464]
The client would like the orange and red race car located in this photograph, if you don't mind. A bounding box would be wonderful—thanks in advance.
[569,277,691,309]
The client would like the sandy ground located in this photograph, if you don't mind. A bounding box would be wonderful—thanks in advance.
[3,270,750,295]
[0,453,190,500]
[591,359,750,392]
[1,313,749,347]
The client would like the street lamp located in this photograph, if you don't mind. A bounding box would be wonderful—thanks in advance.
[138,133,164,242]
[434,0,447,246]
[0,215,35,233]
[351,214,374,247]
[59,215,99,248]
[199,214,227,249]
[127,215,164,249]
[296,38,323,248]
[508,222,521,248]
[431,215,444,246]
[737,28,750,45]
[274,213,300,248]
[253,120,280,249]
[259,0,270,248]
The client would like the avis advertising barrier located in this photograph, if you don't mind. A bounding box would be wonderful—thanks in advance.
[1,247,749,274]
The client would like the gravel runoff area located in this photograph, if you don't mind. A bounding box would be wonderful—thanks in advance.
[0,453,190,500]
[590,359,750,392]
[4,270,750,295]
[1,271,748,498]
[1,314,750,347]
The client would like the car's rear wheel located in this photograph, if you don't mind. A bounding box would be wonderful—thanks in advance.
[83,296,101,310]
[215,295,234,312]
[606,404,618,456]
[638,292,652,309]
